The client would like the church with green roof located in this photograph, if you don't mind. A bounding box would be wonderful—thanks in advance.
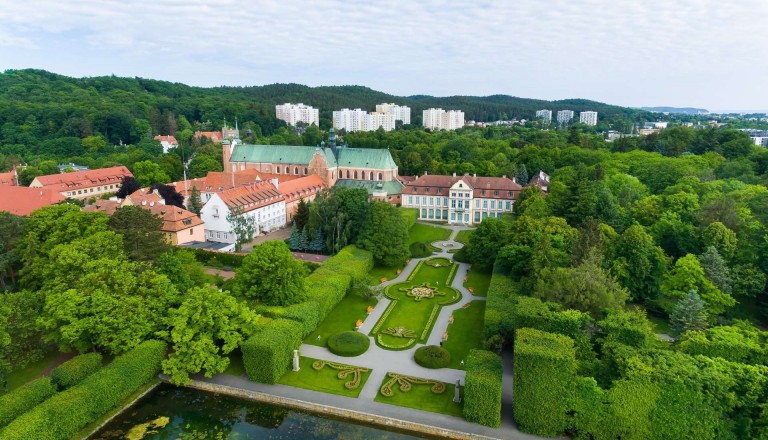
[223,129,404,203]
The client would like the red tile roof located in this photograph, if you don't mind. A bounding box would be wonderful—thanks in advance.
[218,181,284,213]
[0,186,66,216]
[0,169,17,186]
[126,189,164,206]
[402,173,522,199]
[154,135,178,145]
[146,204,204,232]
[82,200,121,216]
[32,166,132,192]
[194,131,223,142]
[278,175,326,200]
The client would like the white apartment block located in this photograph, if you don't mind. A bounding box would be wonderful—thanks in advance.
[536,109,552,124]
[376,103,411,125]
[557,110,574,125]
[332,108,395,132]
[423,108,465,131]
[579,111,598,126]
[275,103,320,126]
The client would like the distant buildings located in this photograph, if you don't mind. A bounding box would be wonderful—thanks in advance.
[536,110,552,124]
[29,166,132,200]
[557,110,574,125]
[376,103,411,125]
[332,108,395,132]
[276,103,320,126]
[422,108,465,131]
[742,129,768,147]
[154,135,178,153]
[579,111,598,126]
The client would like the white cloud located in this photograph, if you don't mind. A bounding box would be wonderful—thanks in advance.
[0,0,766,109]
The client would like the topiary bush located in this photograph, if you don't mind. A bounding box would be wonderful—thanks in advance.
[409,242,432,258]
[414,345,451,368]
[0,340,167,440]
[463,349,502,427]
[327,331,370,357]
[242,319,302,384]
[50,352,103,390]
[0,377,57,427]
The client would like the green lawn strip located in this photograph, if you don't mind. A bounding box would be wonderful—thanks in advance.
[464,267,492,296]
[374,373,463,417]
[443,302,487,369]
[646,312,672,335]
[223,350,246,376]
[278,356,371,398]
[6,349,64,392]
[454,229,473,244]
[407,223,451,248]
[368,264,402,284]
[69,378,160,440]
[305,293,378,346]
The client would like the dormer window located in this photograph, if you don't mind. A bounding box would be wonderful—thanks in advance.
[459,183,463,188]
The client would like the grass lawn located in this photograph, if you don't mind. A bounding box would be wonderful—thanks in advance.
[370,261,461,349]
[278,357,371,398]
[443,301,486,369]
[646,313,673,335]
[454,229,473,245]
[306,293,378,346]
[5,349,64,392]
[368,264,402,285]
[223,350,246,376]
[408,223,451,248]
[464,267,491,296]
[374,373,463,417]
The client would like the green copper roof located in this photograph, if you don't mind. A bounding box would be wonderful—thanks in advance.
[231,144,337,167]
[336,148,397,170]
[334,179,404,195]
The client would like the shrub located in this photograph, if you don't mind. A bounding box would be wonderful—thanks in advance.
[513,328,577,437]
[0,340,167,440]
[400,208,419,230]
[597,308,656,349]
[328,331,370,357]
[50,352,103,389]
[242,319,302,384]
[414,345,451,368]
[0,377,57,427]
[678,324,767,365]
[463,349,502,427]
[190,248,246,267]
[409,242,431,258]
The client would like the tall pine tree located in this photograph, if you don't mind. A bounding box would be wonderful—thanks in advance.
[670,290,708,335]
[188,186,202,215]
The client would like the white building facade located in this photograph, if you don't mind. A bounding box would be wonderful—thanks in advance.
[332,108,395,132]
[276,103,320,126]
[422,108,465,131]
[199,183,286,244]
[579,111,598,126]
[536,110,552,124]
[376,103,411,125]
[557,110,574,125]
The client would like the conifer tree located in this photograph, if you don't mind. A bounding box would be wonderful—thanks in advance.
[188,186,202,215]
[670,289,708,335]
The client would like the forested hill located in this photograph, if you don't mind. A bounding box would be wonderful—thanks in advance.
[0,69,654,146]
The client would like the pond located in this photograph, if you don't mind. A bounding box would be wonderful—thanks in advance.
[89,384,432,439]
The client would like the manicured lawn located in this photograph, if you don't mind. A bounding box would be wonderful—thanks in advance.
[454,229,473,244]
[278,356,371,398]
[408,223,451,247]
[443,301,486,369]
[306,293,378,347]
[368,264,402,285]
[374,373,463,417]
[464,267,491,296]
[5,349,63,392]
[370,260,461,350]
[224,350,246,377]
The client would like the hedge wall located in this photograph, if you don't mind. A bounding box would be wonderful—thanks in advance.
[678,325,767,365]
[242,319,302,384]
[0,377,56,428]
[483,266,518,342]
[190,248,246,268]
[462,349,503,427]
[513,328,577,436]
[50,352,103,390]
[597,308,656,349]
[400,208,419,230]
[0,340,167,440]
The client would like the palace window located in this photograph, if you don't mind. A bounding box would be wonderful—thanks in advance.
[494,190,499,196]
[378,172,382,180]
[277,166,281,173]
[294,167,299,175]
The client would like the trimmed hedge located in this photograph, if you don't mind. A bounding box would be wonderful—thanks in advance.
[513,328,577,436]
[463,349,502,427]
[414,345,451,368]
[400,208,419,230]
[597,308,656,349]
[328,331,370,357]
[0,377,56,428]
[242,319,302,384]
[409,242,432,258]
[50,352,103,389]
[678,325,767,365]
[190,248,246,267]
[0,340,167,440]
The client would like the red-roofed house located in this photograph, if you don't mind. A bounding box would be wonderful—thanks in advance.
[154,135,178,153]
[0,186,66,216]
[278,174,327,222]
[29,166,132,200]
[529,170,550,192]
[401,173,521,225]
[0,169,18,186]
[199,181,286,244]
[193,131,223,143]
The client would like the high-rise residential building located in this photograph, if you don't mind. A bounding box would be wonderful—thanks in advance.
[536,109,552,124]
[332,108,395,132]
[557,110,574,125]
[422,108,465,130]
[376,103,411,125]
[275,103,320,126]
[579,111,598,126]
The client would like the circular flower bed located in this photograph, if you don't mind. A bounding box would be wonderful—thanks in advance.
[328,331,371,357]
[414,345,451,369]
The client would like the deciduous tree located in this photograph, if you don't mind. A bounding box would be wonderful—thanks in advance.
[108,206,167,261]
[357,201,409,267]
[233,241,307,306]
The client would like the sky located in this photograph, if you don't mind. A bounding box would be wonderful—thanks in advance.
[0,0,766,112]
